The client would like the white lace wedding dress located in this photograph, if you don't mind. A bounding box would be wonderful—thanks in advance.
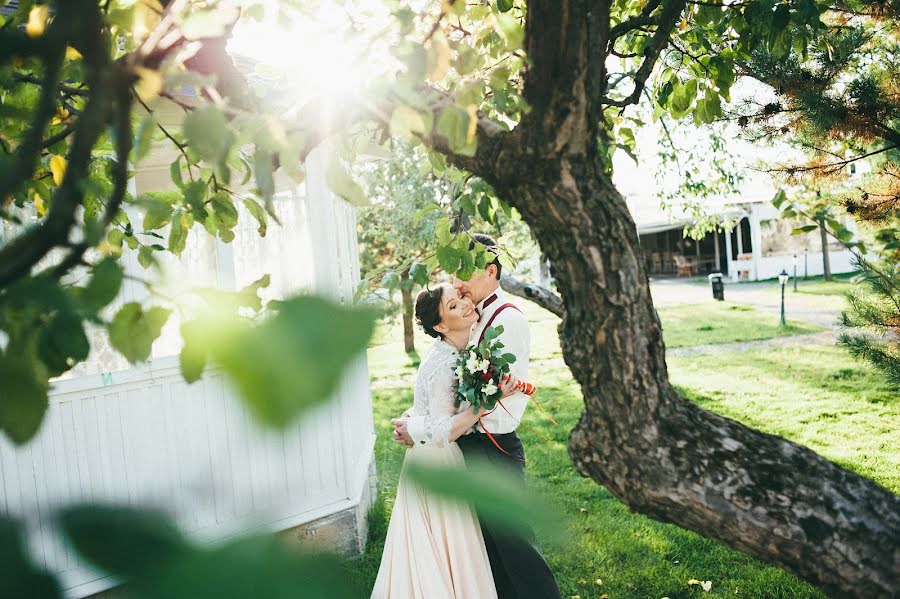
[371,340,498,599]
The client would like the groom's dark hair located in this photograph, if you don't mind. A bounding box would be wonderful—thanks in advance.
[468,233,502,280]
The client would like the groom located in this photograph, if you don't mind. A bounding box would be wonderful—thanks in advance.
[392,234,562,599]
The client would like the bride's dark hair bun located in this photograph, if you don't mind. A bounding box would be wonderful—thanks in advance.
[415,286,445,339]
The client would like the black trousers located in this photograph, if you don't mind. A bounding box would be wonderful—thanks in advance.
[456,431,562,599]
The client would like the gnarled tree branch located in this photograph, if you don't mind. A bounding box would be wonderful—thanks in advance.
[500,274,564,317]
[602,0,688,110]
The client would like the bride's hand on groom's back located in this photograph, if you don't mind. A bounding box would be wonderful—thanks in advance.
[391,416,414,447]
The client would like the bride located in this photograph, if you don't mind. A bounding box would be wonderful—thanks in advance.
[371,283,516,599]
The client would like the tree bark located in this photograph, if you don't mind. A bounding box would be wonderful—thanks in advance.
[432,1,900,595]
[499,155,898,598]
[819,219,833,281]
[400,269,415,354]
[500,274,564,318]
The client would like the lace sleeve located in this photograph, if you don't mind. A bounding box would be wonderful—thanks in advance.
[415,345,458,447]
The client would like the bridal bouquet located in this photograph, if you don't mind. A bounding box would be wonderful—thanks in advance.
[453,325,535,412]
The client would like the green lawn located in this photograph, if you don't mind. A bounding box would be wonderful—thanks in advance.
[353,299,896,598]
[657,303,821,348]
[763,272,858,297]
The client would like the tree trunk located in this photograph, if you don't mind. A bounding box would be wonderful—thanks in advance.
[430,1,900,594]
[400,269,415,354]
[819,219,833,281]
[488,150,899,598]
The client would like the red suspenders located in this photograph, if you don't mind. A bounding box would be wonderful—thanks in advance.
[478,303,521,343]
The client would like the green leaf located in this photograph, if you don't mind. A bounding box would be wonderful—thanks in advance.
[237,274,271,312]
[496,0,514,12]
[207,296,376,427]
[389,105,428,139]
[455,44,480,76]
[183,105,235,165]
[381,271,401,289]
[168,209,189,256]
[409,261,430,286]
[436,105,477,157]
[108,303,172,363]
[242,198,267,237]
[60,504,355,599]
[434,216,453,245]
[771,189,788,209]
[671,79,698,114]
[133,112,157,162]
[82,258,124,311]
[170,157,185,189]
[38,311,89,377]
[179,321,208,384]
[836,227,855,244]
[496,13,523,50]
[483,325,503,341]
[477,195,496,224]
[0,516,62,598]
[436,245,461,273]
[183,180,208,220]
[405,457,557,536]
[458,248,475,280]
[325,159,368,206]
[254,147,275,205]
[141,195,174,231]
[62,504,190,572]
[107,228,125,248]
[0,355,49,444]
[138,245,155,269]
[792,225,820,235]
[212,192,239,233]
[413,203,441,225]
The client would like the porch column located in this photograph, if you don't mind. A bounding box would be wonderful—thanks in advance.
[749,204,763,280]
[724,224,734,279]
[736,218,744,256]
[713,229,721,273]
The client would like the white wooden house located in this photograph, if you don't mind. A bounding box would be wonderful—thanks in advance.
[625,178,859,282]
[0,100,376,598]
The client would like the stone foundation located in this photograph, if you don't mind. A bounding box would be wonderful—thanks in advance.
[280,457,378,555]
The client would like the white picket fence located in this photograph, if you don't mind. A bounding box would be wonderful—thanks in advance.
[0,148,376,598]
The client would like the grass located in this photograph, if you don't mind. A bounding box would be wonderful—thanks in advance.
[657,303,821,348]
[763,272,858,298]
[352,298,896,598]
[669,345,898,492]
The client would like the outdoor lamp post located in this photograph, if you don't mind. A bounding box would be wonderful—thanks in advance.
[779,269,789,326]
[804,248,808,278]
[792,254,798,292]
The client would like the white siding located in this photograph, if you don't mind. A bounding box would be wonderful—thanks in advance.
[0,147,375,598]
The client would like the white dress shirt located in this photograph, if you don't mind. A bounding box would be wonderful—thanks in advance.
[407,288,531,444]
